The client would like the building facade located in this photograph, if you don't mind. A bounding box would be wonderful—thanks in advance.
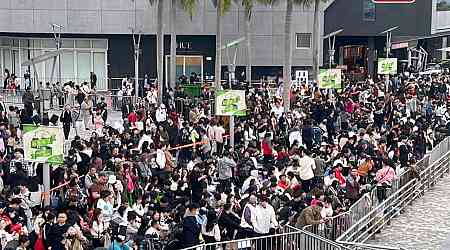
[324,0,433,77]
[0,0,332,89]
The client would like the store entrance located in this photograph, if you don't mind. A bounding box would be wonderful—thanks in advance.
[342,45,368,79]
[165,55,203,86]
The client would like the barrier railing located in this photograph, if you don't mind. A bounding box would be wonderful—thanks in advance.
[182,225,348,250]
[302,212,352,240]
[336,137,450,245]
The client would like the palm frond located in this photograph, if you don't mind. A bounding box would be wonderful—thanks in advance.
[242,0,254,20]
[222,0,233,15]
[180,0,198,19]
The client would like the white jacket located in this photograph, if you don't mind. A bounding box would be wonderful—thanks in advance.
[297,155,316,181]
[254,204,278,234]
[240,203,257,229]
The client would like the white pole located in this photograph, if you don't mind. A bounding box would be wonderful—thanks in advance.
[43,162,51,206]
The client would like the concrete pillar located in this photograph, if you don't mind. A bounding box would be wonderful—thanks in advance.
[442,36,448,61]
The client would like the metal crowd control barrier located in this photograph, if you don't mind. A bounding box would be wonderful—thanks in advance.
[182,225,347,250]
[302,212,352,240]
[337,137,450,245]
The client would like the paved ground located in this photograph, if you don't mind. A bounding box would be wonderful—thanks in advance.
[368,174,450,250]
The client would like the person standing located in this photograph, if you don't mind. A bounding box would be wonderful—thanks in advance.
[181,203,201,248]
[297,148,316,192]
[47,212,70,250]
[295,200,324,229]
[3,69,9,89]
[240,195,258,238]
[214,121,226,156]
[217,151,236,193]
[60,105,72,140]
[22,87,34,119]
[80,98,91,130]
[254,196,279,250]
[90,72,97,90]
[98,97,108,123]
[94,111,104,136]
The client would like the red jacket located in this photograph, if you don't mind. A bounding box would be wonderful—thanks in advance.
[261,139,272,156]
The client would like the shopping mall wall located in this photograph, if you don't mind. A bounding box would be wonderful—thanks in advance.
[325,0,432,37]
[0,0,327,68]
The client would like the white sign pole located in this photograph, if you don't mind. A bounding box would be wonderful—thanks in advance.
[43,162,51,206]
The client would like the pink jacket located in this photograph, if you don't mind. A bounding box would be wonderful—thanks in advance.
[375,166,396,185]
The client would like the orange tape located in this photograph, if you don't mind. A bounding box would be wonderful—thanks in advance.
[42,134,231,194]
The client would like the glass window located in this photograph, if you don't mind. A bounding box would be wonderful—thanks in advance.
[61,40,74,49]
[77,52,91,82]
[363,0,376,21]
[2,39,11,47]
[75,40,91,48]
[12,39,19,47]
[19,39,29,48]
[32,39,41,48]
[92,40,107,49]
[93,52,106,89]
[45,51,60,83]
[61,51,75,82]
[296,33,312,49]
[21,49,29,77]
[3,49,11,72]
[42,39,56,49]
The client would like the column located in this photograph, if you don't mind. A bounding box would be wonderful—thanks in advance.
[442,36,448,61]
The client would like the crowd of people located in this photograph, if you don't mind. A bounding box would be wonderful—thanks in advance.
[0,70,447,250]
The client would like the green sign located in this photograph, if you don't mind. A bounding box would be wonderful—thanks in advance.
[23,124,64,164]
[215,90,247,116]
[318,69,342,89]
[378,58,398,75]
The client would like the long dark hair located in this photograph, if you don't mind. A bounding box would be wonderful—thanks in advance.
[205,211,218,232]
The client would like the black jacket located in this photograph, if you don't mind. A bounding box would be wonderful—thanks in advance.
[47,223,70,250]
[218,211,240,240]
[60,111,72,124]
[181,215,201,248]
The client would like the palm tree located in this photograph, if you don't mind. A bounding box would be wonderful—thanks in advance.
[239,0,277,83]
[240,0,254,83]
[212,0,232,89]
[312,0,328,85]
[169,0,198,89]
[146,0,165,104]
[265,0,325,112]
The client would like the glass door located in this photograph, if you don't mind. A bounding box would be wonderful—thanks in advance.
[165,55,203,86]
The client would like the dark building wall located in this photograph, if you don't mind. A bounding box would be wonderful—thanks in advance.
[325,0,432,37]
[108,35,157,80]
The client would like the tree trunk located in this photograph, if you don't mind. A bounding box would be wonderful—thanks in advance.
[246,18,252,83]
[170,0,177,90]
[312,0,320,81]
[157,0,164,104]
[215,0,222,90]
[283,0,293,112]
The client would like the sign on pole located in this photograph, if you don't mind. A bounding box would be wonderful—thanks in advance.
[318,69,342,89]
[295,70,309,86]
[378,58,398,75]
[23,124,65,164]
[215,90,247,116]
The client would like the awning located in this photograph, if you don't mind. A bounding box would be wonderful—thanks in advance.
[21,49,71,67]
